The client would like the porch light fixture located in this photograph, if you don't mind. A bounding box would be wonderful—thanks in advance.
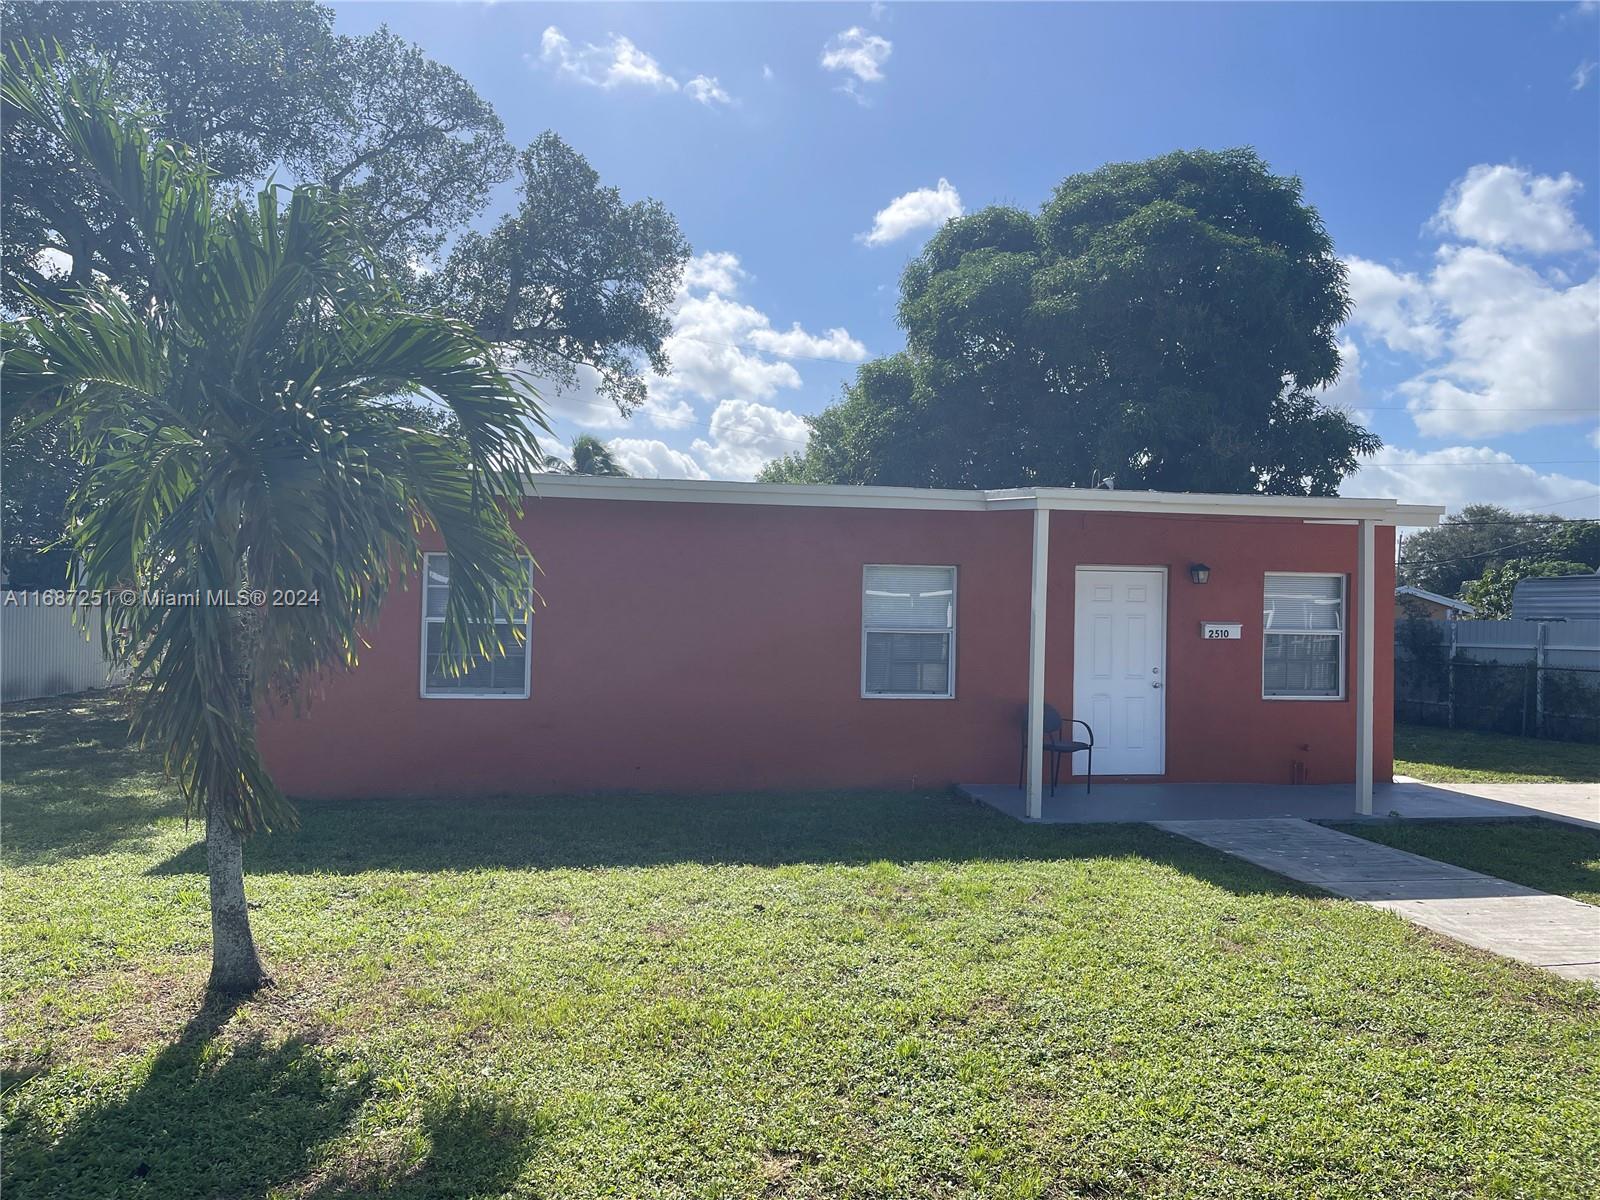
[1188,563,1211,585]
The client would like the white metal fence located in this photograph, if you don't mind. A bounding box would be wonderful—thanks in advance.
[1,598,127,701]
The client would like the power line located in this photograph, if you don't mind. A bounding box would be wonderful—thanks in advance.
[1401,526,1599,569]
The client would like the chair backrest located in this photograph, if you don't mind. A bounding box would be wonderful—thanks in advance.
[1020,702,1064,738]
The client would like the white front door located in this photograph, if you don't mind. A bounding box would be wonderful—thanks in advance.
[1073,568,1166,776]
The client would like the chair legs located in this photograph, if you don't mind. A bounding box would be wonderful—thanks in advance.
[1022,744,1091,798]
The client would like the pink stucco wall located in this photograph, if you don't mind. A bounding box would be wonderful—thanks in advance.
[256,497,1395,797]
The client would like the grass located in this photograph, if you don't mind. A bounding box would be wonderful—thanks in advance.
[1395,723,1600,784]
[3,693,1598,1199]
[1330,818,1600,906]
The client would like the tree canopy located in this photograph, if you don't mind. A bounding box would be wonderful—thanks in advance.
[421,132,689,414]
[1398,504,1600,599]
[762,149,1378,494]
[1,1,688,585]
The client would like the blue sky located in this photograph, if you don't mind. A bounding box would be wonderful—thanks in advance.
[331,1,1600,516]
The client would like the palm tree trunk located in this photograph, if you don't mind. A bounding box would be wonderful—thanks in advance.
[206,600,270,995]
[205,787,268,994]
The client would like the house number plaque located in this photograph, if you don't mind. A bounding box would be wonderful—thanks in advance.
[1200,622,1243,640]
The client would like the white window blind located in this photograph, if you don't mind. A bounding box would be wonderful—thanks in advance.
[862,565,955,697]
[1263,573,1345,698]
[421,554,533,698]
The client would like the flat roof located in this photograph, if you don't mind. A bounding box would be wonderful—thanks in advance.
[525,475,1443,527]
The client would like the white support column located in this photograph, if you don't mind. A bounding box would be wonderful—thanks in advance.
[1355,519,1376,815]
[1026,507,1051,820]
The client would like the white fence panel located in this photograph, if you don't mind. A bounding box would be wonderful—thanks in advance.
[1,599,126,701]
[1445,618,1600,670]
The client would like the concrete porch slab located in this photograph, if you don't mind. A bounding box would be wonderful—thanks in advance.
[959,779,1600,826]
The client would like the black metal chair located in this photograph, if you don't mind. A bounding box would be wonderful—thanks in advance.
[1018,703,1094,796]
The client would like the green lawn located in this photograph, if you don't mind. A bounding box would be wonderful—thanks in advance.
[4,695,1599,1199]
[1396,723,1600,784]
[1330,818,1600,906]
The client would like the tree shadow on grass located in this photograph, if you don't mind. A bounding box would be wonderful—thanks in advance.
[1,690,186,865]
[146,789,1311,899]
[1,994,540,1200]
[303,1087,540,1200]
[1,995,362,1199]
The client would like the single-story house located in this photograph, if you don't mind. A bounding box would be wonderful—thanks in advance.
[256,477,1442,818]
[1395,585,1476,622]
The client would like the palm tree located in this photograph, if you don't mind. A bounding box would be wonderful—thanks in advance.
[564,433,629,476]
[1,52,549,994]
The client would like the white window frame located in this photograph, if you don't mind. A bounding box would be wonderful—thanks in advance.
[1261,571,1346,702]
[860,564,957,700]
[418,552,534,700]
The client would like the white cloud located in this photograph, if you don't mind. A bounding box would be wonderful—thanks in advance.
[1430,164,1593,255]
[538,27,678,92]
[607,438,710,480]
[556,251,859,480]
[747,323,868,361]
[1343,165,1599,438]
[532,363,630,429]
[1344,256,1443,356]
[685,75,732,107]
[659,291,805,404]
[762,64,775,82]
[691,399,810,480]
[1344,446,1600,516]
[652,251,868,408]
[536,27,734,105]
[1575,59,1598,90]
[1401,246,1599,436]
[681,250,746,294]
[859,178,964,246]
[821,27,892,99]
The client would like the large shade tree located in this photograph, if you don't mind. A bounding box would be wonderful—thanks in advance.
[762,149,1379,495]
[1,53,549,993]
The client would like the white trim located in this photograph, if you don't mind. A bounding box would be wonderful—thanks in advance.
[1261,571,1347,701]
[1395,585,1476,615]
[1025,510,1050,818]
[419,553,534,700]
[860,564,957,700]
[1073,565,1168,777]
[1356,520,1376,815]
[524,474,1442,526]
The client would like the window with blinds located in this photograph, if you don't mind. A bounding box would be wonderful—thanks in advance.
[1262,573,1345,699]
[862,565,956,698]
[421,553,534,698]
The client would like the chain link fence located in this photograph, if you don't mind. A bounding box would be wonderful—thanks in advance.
[1395,617,1600,744]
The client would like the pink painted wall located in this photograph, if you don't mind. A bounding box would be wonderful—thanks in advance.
[256,498,1395,798]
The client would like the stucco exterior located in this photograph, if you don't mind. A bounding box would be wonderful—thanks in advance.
[257,487,1398,798]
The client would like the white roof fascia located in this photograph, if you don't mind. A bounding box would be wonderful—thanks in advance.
[523,475,1444,527]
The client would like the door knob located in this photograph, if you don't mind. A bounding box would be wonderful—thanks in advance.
[1151,682,1162,689]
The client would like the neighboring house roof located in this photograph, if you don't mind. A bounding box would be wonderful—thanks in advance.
[1395,585,1476,615]
[526,475,1443,526]
[1511,571,1600,621]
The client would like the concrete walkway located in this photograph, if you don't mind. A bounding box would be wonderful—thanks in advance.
[1155,818,1600,985]
[1389,777,1599,830]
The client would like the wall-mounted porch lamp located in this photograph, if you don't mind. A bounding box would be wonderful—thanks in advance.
[1188,563,1211,585]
